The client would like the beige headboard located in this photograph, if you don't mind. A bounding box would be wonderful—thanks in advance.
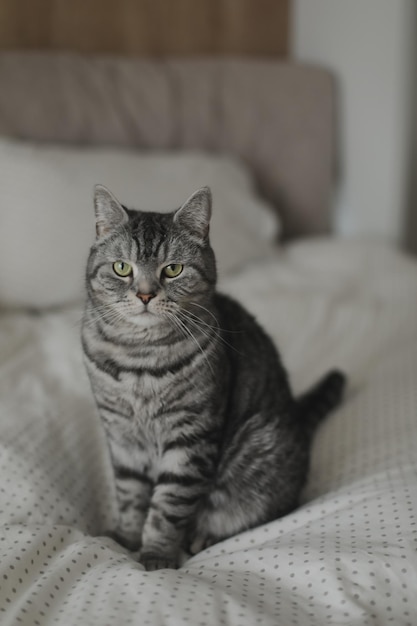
[0,53,335,238]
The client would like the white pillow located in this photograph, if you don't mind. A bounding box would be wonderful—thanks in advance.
[0,138,279,308]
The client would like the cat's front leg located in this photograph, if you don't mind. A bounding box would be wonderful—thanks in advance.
[139,447,213,570]
[106,434,153,552]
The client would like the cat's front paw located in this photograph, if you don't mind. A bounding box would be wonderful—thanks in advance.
[139,551,179,571]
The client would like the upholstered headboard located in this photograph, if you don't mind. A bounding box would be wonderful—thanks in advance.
[0,52,335,238]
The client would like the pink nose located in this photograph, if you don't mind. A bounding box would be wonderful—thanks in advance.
[137,292,156,305]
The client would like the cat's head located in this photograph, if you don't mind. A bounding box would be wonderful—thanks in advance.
[85,185,216,328]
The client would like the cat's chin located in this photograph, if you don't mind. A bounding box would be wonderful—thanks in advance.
[128,311,163,328]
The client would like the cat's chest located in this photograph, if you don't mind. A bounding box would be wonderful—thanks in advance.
[97,371,167,448]
[86,328,178,395]
[97,367,172,421]
[84,325,208,433]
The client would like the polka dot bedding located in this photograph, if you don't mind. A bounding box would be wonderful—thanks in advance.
[0,239,416,626]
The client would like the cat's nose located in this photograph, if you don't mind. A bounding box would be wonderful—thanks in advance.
[136,292,156,305]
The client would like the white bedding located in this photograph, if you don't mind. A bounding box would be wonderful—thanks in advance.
[0,238,416,626]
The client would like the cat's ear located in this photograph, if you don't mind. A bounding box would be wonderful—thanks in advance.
[93,184,128,239]
[174,187,212,239]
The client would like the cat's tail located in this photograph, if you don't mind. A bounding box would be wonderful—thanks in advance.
[296,370,346,435]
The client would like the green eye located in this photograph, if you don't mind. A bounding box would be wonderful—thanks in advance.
[113,261,133,277]
[163,263,183,278]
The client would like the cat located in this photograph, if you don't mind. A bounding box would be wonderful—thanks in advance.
[82,184,346,571]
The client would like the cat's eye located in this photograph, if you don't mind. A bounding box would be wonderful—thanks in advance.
[162,263,183,278]
[113,261,133,277]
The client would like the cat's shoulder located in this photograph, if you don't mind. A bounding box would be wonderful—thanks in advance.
[214,292,250,315]
[213,292,282,363]
[214,292,260,331]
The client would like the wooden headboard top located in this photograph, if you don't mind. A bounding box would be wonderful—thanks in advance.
[0,0,290,57]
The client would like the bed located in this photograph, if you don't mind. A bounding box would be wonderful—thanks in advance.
[0,52,416,626]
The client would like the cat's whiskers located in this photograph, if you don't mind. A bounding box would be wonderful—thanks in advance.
[164,310,216,378]
[178,309,243,355]
[75,305,116,329]
[82,303,128,330]
[184,307,244,335]
[188,301,220,325]
[176,313,218,353]
[158,312,206,395]
[177,311,214,343]
[180,308,219,331]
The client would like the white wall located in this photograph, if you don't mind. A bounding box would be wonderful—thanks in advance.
[292,0,416,244]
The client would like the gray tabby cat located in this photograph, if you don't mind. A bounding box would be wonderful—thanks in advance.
[82,184,345,571]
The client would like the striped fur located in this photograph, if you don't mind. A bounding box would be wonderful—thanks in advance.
[82,185,346,570]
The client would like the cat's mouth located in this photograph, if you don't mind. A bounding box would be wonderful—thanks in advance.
[137,304,157,318]
[128,302,167,327]
[123,294,173,326]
